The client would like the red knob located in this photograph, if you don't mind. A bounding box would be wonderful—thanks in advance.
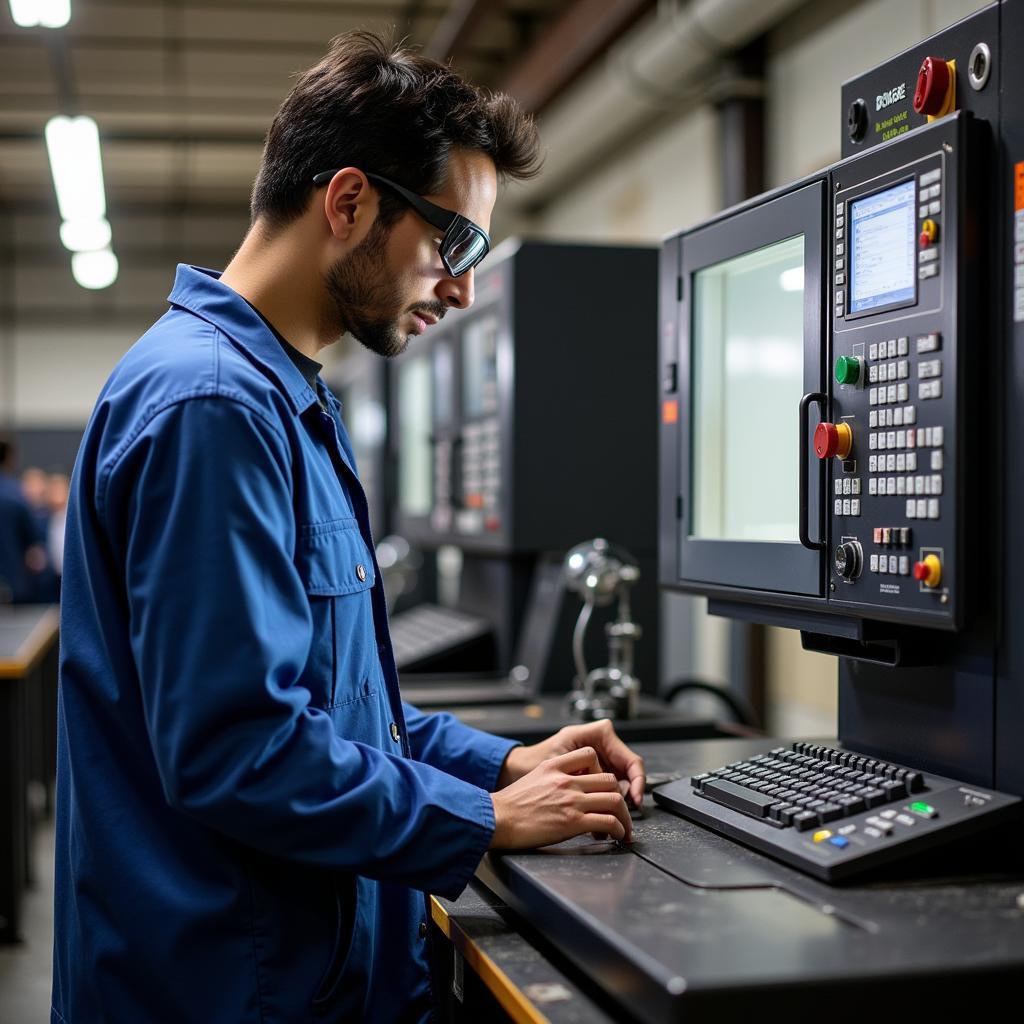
[913,561,929,581]
[913,56,951,116]
[814,421,853,460]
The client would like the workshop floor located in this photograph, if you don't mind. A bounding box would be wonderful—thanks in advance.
[0,819,55,1024]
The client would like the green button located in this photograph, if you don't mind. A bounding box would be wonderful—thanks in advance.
[908,801,937,818]
[835,355,861,385]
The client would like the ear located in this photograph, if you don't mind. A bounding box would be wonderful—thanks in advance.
[322,168,375,243]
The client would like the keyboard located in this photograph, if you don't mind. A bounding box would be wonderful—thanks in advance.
[653,742,1021,881]
[389,604,493,670]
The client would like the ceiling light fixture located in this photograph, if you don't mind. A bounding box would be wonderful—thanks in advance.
[9,0,71,28]
[71,248,118,290]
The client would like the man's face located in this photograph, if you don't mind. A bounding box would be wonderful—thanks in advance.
[325,148,497,358]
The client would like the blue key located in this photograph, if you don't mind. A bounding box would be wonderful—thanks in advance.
[828,836,850,849]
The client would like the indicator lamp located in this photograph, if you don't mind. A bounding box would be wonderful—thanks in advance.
[835,355,861,386]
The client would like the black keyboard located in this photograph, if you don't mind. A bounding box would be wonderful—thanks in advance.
[653,742,1021,881]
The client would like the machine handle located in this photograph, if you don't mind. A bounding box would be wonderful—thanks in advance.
[799,392,827,551]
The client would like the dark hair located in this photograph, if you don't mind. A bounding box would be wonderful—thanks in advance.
[251,30,542,230]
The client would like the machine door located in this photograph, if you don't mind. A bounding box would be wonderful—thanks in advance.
[675,179,826,596]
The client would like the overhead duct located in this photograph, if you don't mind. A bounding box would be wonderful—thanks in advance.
[509,0,811,212]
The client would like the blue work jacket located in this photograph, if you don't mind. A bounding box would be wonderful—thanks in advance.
[52,265,518,1023]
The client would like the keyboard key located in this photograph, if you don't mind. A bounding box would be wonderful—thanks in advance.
[701,778,779,819]
[792,811,818,831]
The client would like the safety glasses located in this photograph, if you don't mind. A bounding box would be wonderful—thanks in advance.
[312,169,490,277]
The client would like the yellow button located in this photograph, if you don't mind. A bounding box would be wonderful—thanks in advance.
[813,830,833,843]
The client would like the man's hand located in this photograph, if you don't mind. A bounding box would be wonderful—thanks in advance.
[497,719,646,810]
[489,746,633,849]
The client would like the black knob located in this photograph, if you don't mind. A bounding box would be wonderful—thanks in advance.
[834,541,862,579]
[847,98,868,143]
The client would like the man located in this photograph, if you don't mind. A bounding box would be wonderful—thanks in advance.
[53,31,645,1024]
[0,436,48,604]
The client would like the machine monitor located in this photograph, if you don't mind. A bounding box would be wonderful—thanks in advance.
[847,178,917,316]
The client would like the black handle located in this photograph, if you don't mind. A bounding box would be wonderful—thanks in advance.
[799,392,827,551]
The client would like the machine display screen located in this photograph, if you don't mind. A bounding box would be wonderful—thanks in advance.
[462,314,499,417]
[848,179,917,314]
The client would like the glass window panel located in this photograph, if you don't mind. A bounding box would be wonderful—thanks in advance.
[691,234,805,542]
[397,354,432,516]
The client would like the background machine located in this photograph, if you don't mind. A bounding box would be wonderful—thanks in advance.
[473,5,1024,1018]
[388,239,662,701]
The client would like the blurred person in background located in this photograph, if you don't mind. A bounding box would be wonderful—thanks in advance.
[0,435,48,604]
[45,472,69,588]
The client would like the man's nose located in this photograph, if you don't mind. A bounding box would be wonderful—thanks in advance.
[436,268,474,310]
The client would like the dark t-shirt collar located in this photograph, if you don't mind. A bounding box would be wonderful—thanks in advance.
[243,300,323,395]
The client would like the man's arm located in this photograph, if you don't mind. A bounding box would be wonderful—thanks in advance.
[108,396,494,898]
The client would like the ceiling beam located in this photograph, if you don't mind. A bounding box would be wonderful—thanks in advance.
[501,0,655,113]
[423,0,503,61]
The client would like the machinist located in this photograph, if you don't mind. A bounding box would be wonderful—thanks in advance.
[51,30,644,1024]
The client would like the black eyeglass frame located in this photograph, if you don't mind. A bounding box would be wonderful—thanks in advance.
[311,169,490,277]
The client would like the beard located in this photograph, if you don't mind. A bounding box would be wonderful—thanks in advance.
[324,219,443,359]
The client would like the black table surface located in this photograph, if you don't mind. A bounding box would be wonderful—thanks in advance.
[469,736,1024,1022]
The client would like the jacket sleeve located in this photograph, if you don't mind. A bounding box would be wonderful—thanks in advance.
[106,395,494,898]
[402,702,520,791]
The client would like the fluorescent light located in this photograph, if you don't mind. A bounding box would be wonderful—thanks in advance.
[59,217,111,252]
[9,0,71,28]
[71,248,118,289]
[45,115,106,223]
[779,266,804,292]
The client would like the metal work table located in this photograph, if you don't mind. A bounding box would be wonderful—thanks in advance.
[437,737,1024,1022]
[0,605,59,943]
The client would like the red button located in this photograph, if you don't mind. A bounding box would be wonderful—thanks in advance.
[814,421,853,460]
[913,561,929,581]
[913,57,951,116]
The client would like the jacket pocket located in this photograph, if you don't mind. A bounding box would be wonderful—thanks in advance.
[311,872,358,1014]
[294,519,377,709]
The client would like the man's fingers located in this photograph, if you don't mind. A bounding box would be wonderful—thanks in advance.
[582,791,633,842]
[575,772,620,793]
[582,814,627,841]
[552,746,601,775]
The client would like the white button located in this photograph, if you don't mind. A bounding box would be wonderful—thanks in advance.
[933,425,944,446]
[897,454,906,471]
[835,479,843,496]
[898,383,909,402]
[915,476,925,495]
[852,478,861,495]
[919,204,929,219]
[931,451,943,470]
[836,201,844,215]
[894,408,903,426]
[928,200,941,215]
[869,455,877,471]
[895,814,916,827]
[919,264,938,280]
[870,554,879,572]
[896,430,906,448]
[897,477,906,494]
[887,454,896,472]
[869,478,878,495]
[835,272,845,285]
[843,477,852,495]
[897,336,909,356]
[931,475,943,494]
[869,388,878,406]
[885,409,894,426]
[917,499,928,518]
[869,343,878,360]
[918,359,941,378]
[904,405,916,424]
[843,499,851,516]
[919,247,939,263]
[869,364,878,383]
[836,288,845,303]
[886,477,896,495]
[887,340,897,358]
[888,385,898,403]
[881,810,899,820]
[898,360,909,379]
[899,556,910,576]
[870,433,878,450]
[906,499,917,518]
[836,257,845,271]
[907,452,917,471]
[920,168,940,186]
[870,410,878,427]
[851,499,860,516]
[836,242,845,256]
[834,499,843,515]
[928,498,940,519]
[887,431,896,449]
[879,558,888,575]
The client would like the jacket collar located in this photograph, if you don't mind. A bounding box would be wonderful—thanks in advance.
[167,264,330,416]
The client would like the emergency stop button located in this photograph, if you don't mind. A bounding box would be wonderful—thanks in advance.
[913,57,956,118]
[913,554,942,588]
[920,218,938,248]
[814,421,853,460]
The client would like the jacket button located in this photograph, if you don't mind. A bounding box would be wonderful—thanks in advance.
[356,564,367,582]
[389,722,400,743]
[418,920,427,939]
